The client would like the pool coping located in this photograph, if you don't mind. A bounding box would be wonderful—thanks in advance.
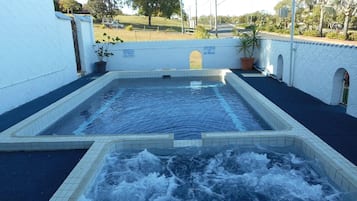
[0,69,355,200]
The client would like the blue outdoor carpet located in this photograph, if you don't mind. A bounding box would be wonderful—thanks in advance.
[232,69,357,165]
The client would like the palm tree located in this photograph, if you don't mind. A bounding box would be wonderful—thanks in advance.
[335,0,357,39]
[297,0,332,36]
[317,0,337,36]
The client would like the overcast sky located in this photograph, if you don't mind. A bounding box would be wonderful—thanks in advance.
[76,0,281,16]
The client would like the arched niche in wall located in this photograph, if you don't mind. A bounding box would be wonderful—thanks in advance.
[331,68,349,105]
[276,55,284,80]
[190,50,202,70]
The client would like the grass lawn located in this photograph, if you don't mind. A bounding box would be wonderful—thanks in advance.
[115,15,183,30]
[94,24,195,42]
[94,15,195,42]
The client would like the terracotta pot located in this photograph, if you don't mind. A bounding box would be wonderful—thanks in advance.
[240,57,254,70]
[95,61,107,74]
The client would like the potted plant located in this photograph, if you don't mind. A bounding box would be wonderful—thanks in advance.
[237,25,259,70]
[94,33,123,73]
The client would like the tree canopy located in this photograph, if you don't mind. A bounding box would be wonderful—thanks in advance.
[58,0,82,13]
[126,0,181,26]
[87,0,120,21]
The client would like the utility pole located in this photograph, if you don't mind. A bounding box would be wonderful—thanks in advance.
[289,0,296,86]
[215,0,218,37]
[195,0,198,27]
[209,0,212,29]
[179,0,184,34]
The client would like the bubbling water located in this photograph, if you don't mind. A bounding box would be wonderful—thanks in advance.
[82,147,342,201]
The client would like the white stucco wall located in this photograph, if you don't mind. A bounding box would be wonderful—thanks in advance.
[0,0,77,115]
[74,15,96,74]
[104,39,241,70]
[257,39,357,118]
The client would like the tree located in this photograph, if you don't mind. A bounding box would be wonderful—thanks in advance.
[87,0,119,21]
[159,0,181,19]
[274,0,292,15]
[311,0,337,36]
[336,0,357,39]
[127,0,159,26]
[104,0,120,17]
[58,0,81,13]
[274,0,338,35]
[54,0,60,11]
[126,0,181,26]
[87,0,106,20]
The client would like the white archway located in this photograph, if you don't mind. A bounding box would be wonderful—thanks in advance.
[276,55,284,80]
[189,50,202,70]
[331,68,349,105]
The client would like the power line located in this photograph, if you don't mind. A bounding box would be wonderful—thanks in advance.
[197,0,211,12]
[217,0,228,6]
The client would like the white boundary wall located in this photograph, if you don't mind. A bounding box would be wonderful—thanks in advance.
[74,15,96,74]
[257,39,357,117]
[0,0,78,114]
[105,39,241,70]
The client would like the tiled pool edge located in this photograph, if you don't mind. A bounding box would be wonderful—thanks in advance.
[51,135,174,201]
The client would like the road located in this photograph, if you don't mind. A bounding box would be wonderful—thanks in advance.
[209,24,236,38]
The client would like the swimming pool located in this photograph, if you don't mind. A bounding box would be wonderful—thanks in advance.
[41,76,271,139]
[5,70,289,137]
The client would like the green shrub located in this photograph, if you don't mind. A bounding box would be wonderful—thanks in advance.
[232,27,238,36]
[259,26,267,31]
[267,25,276,32]
[165,28,176,32]
[195,25,210,39]
[326,31,345,40]
[348,32,357,41]
[326,31,338,39]
[303,30,320,37]
[275,29,290,34]
[125,25,133,31]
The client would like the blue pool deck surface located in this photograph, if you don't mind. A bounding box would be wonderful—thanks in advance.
[0,70,357,165]
[232,69,357,165]
[0,149,87,201]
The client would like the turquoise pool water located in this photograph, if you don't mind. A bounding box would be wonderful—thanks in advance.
[42,77,271,139]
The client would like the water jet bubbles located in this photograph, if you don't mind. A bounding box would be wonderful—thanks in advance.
[125,149,162,175]
[83,148,343,201]
[236,152,270,172]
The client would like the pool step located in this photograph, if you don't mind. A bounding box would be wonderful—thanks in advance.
[174,139,202,147]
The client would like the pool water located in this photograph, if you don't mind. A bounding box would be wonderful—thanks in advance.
[42,77,271,139]
[81,146,343,201]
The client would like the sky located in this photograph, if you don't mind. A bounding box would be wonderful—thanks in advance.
[76,0,281,16]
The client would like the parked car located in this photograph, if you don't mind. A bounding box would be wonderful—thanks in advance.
[102,18,124,29]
